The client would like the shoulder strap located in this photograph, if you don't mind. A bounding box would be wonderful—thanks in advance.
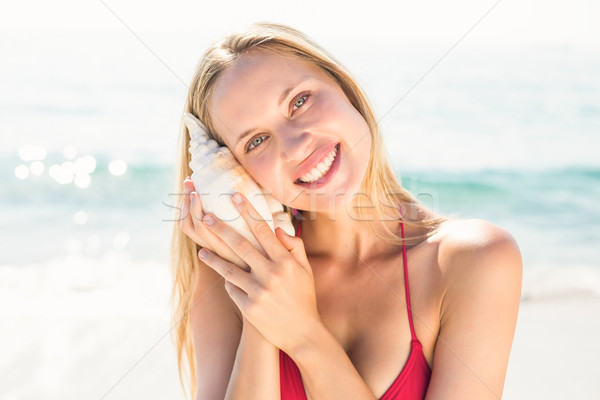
[401,222,418,341]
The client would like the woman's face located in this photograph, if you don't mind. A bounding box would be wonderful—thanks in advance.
[209,49,372,212]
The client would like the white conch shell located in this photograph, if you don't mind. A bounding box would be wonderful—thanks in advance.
[184,113,295,253]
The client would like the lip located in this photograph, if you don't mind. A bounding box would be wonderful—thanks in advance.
[293,142,340,183]
[294,143,340,189]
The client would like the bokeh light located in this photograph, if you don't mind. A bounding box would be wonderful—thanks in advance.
[74,155,96,174]
[49,162,75,184]
[30,161,45,176]
[14,165,29,180]
[108,160,127,176]
[18,145,47,161]
[74,173,91,189]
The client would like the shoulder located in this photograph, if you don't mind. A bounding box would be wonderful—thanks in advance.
[423,219,523,397]
[434,218,523,310]
[436,218,522,276]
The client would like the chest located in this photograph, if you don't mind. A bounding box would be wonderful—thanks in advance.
[307,247,442,397]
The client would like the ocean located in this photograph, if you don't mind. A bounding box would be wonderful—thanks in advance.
[1,29,599,398]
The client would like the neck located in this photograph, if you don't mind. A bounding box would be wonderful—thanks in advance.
[294,204,416,264]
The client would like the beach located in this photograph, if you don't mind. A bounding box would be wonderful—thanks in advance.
[505,296,600,399]
[1,255,598,399]
[1,23,599,399]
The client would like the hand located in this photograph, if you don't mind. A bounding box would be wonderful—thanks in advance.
[178,177,248,269]
[197,192,320,354]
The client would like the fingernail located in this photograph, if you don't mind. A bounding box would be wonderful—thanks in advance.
[203,214,215,226]
[198,248,208,260]
[190,191,196,203]
[231,192,242,205]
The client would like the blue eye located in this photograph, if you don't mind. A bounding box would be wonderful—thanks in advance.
[245,135,267,152]
[292,93,310,111]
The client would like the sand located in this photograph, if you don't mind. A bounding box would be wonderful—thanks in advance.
[1,255,598,399]
[503,296,600,399]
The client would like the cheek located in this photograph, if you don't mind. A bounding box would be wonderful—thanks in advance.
[244,160,283,192]
[248,163,299,204]
[343,106,371,143]
[244,162,268,184]
[319,95,370,142]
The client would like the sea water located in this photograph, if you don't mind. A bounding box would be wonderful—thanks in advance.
[1,30,599,398]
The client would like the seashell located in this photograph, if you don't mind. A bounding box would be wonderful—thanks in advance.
[183,113,295,254]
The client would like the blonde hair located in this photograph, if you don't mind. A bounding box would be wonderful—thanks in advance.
[170,22,446,398]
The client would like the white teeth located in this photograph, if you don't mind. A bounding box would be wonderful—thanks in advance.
[298,145,338,183]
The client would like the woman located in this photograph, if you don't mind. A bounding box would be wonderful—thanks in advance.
[171,22,522,400]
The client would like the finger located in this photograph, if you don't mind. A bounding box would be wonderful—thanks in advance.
[179,189,198,239]
[179,191,207,246]
[178,187,217,250]
[188,191,204,224]
[201,213,269,274]
[183,176,196,192]
[231,192,289,261]
[179,177,198,225]
[198,248,253,291]
[185,192,211,249]
[191,192,250,268]
[275,227,309,265]
[178,189,249,269]
[224,281,250,314]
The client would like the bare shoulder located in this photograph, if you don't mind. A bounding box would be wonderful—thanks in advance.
[435,218,522,285]
[422,219,523,398]
[431,218,523,322]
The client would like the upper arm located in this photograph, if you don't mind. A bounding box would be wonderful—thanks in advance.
[425,220,522,400]
[190,260,242,400]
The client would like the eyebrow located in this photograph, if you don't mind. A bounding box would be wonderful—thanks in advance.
[278,85,296,107]
[235,127,261,149]
[235,80,306,147]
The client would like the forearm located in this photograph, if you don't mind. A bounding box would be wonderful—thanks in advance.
[291,321,377,400]
[225,319,280,400]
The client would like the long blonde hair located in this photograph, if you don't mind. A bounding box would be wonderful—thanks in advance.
[170,22,446,398]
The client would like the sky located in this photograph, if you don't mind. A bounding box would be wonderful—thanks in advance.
[1,0,598,48]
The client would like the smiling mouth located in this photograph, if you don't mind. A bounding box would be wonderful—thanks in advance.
[295,143,340,184]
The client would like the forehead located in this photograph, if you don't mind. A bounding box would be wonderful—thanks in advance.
[208,49,328,146]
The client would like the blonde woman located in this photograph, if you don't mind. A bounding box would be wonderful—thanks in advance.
[172,22,522,400]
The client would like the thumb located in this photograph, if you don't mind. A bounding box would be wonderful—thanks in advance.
[275,227,309,264]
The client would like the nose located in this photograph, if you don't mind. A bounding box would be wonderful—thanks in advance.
[278,127,313,163]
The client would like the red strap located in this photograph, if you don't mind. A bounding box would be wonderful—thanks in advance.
[401,222,417,341]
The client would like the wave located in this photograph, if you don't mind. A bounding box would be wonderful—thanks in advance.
[2,151,598,276]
